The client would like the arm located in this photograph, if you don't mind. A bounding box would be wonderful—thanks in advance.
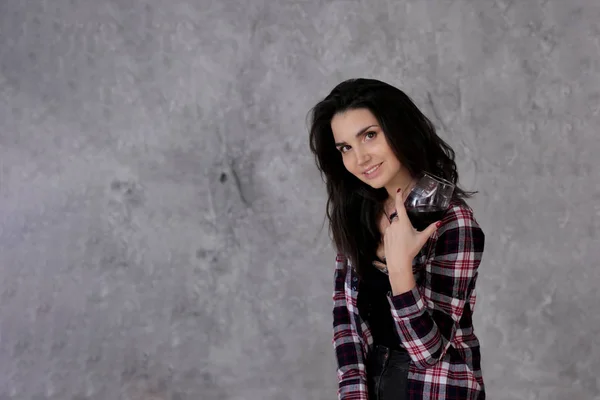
[386,206,485,369]
[332,254,369,400]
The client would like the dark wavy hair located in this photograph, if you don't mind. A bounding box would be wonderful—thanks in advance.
[307,78,475,277]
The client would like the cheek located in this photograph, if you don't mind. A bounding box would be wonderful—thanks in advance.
[341,155,353,172]
[385,152,402,170]
[343,156,362,177]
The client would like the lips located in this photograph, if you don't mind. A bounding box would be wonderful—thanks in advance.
[363,163,382,176]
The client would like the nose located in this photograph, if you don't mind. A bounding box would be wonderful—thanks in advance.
[355,148,371,166]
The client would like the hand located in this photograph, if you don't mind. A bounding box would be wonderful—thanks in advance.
[383,188,441,273]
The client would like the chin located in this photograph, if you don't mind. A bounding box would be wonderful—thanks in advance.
[370,182,387,190]
[360,177,388,190]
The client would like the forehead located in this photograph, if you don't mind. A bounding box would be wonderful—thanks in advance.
[331,108,378,141]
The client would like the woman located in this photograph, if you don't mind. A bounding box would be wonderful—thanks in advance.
[308,78,486,400]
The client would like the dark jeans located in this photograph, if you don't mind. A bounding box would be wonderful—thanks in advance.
[366,345,411,400]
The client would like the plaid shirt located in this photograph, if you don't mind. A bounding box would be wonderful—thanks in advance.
[332,203,485,399]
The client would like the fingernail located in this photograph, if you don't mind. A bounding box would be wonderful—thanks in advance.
[397,188,401,193]
[436,221,442,228]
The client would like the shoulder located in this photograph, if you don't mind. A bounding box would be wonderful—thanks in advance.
[433,201,485,253]
[438,200,483,234]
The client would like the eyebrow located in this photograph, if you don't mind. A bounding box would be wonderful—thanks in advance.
[334,124,378,147]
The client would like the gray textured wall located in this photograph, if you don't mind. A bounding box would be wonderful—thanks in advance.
[0,0,598,399]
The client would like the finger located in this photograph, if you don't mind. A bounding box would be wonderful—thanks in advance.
[373,260,387,272]
[394,188,409,221]
[420,221,441,242]
[384,225,391,236]
[385,213,394,227]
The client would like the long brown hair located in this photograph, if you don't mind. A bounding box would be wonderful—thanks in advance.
[307,78,475,277]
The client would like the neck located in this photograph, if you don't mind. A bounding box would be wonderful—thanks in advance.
[383,172,415,211]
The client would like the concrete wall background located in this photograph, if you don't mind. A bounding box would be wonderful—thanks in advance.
[1,0,599,399]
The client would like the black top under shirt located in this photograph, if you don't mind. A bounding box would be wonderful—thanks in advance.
[357,261,408,352]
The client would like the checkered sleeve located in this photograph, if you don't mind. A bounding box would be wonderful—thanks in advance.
[333,255,369,400]
[387,205,485,369]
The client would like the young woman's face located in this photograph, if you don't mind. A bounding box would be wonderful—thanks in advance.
[331,108,408,190]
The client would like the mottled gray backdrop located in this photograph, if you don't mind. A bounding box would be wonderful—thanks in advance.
[0,0,598,399]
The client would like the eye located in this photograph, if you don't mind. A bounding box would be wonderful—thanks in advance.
[365,131,377,140]
[339,145,350,154]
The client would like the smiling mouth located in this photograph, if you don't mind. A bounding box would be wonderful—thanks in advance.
[363,163,382,175]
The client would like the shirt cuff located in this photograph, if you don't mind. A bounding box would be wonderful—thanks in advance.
[387,286,426,319]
